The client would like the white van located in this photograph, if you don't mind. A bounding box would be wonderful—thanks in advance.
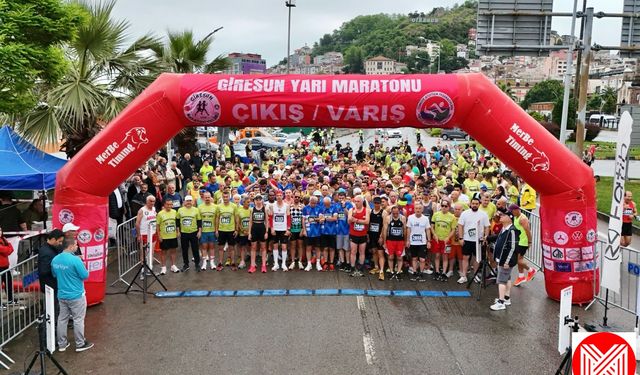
[589,114,617,126]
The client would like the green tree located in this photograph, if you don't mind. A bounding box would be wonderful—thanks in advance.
[520,80,564,110]
[587,88,617,114]
[159,30,230,154]
[402,51,431,73]
[498,82,516,101]
[343,46,365,73]
[17,0,164,157]
[552,97,577,129]
[0,0,85,116]
[528,111,546,122]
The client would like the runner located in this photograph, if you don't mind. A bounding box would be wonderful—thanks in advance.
[348,195,369,277]
[622,190,637,247]
[335,190,353,272]
[457,197,491,284]
[215,190,239,271]
[431,199,456,282]
[319,196,338,271]
[381,205,405,280]
[177,195,202,272]
[302,195,323,272]
[268,191,290,271]
[156,198,179,274]
[510,204,536,286]
[367,197,384,276]
[247,195,269,273]
[237,196,252,270]
[135,195,157,273]
[406,202,431,282]
[198,192,217,270]
[288,192,305,270]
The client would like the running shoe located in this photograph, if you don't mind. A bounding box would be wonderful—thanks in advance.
[298,261,304,270]
[350,269,363,277]
[423,268,434,275]
[201,260,207,270]
[231,263,238,271]
[410,273,419,282]
[473,274,482,284]
[494,298,512,306]
[456,276,468,284]
[261,264,267,273]
[322,263,329,271]
[395,272,403,281]
[316,262,322,271]
[289,262,296,270]
[216,263,223,271]
[417,274,426,282]
[248,265,257,273]
[225,257,232,266]
[369,267,380,275]
[378,271,385,281]
[160,266,167,275]
[489,301,506,311]
[76,341,94,352]
[386,268,392,274]
[181,265,190,272]
[440,273,449,282]
[282,264,288,272]
[210,260,216,270]
[445,270,454,278]
[329,264,335,271]
[272,264,280,272]
[58,342,70,352]
[304,263,312,272]
[514,276,526,287]
[526,268,537,282]
[170,265,180,273]
[238,262,246,270]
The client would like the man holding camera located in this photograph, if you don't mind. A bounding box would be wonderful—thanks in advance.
[489,208,519,311]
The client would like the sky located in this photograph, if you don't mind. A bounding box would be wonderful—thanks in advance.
[103,0,629,67]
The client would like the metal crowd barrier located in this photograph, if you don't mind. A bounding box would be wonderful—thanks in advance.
[521,208,542,271]
[111,217,139,287]
[0,255,42,370]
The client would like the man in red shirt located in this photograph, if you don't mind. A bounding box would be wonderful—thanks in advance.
[622,190,637,247]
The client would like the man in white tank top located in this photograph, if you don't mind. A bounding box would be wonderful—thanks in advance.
[136,195,157,272]
[268,191,290,271]
[406,202,431,282]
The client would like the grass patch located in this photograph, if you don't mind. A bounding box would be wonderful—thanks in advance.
[596,176,640,225]
[567,141,640,160]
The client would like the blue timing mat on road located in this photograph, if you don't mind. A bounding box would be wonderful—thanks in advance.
[155,289,471,298]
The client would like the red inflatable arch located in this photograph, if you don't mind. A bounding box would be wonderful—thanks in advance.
[52,73,597,305]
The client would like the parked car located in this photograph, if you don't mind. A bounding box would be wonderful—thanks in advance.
[441,128,470,140]
[386,129,402,138]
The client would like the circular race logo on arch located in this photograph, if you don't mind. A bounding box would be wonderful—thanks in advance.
[183,91,221,124]
[416,91,454,126]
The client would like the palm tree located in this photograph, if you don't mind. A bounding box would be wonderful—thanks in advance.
[498,82,516,101]
[17,1,164,158]
[158,30,230,154]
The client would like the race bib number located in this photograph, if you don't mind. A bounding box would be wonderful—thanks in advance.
[165,224,175,233]
[369,223,380,233]
[253,212,264,221]
[241,218,250,229]
[338,212,346,220]
[354,223,365,231]
[203,221,213,228]
[221,215,231,224]
[411,234,423,243]
[391,227,403,237]
[182,218,192,227]
[274,215,285,223]
[445,245,451,254]
[467,228,476,238]
[172,201,180,208]
[292,217,302,225]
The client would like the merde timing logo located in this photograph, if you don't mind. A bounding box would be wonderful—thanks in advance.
[572,332,636,375]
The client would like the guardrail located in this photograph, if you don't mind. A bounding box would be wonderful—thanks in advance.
[522,208,542,271]
[0,255,42,370]
[111,217,139,287]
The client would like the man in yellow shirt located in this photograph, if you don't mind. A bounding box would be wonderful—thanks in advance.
[463,171,481,197]
[199,160,213,181]
[177,195,202,272]
[156,199,179,274]
[519,182,537,213]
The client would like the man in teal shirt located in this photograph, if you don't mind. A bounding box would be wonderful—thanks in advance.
[52,238,93,352]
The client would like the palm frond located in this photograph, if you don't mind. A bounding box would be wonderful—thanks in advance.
[204,55,230,73]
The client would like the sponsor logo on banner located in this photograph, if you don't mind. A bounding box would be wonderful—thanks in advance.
[581,246,594,260]
[94,228,105,242]
[586,229,597,243]
[555,262,572,272]
[572,231,584,241]
[88,259,103,272]
[416,92,454,126]
[95,127,148,168]
[184,91,221,124]
[565,211,583,228]
[58,209,74,224]
[505,123,550,172]
[85,245,104,259]
[77,230,92,244]
[552,248,565,259]
[566,248,581,261]
[542,244,551,258]
[554,231,569,245]
[544,258,554,270]
[572,332,636,375]
[574,261,595,272]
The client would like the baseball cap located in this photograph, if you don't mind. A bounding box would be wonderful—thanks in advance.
[508,203,520,211]
[313,190,323,197]
[184,195,194,202]
[353,187,362,195]
[337,188,346,194]
[480,184,488,191]
[62,223,80,232]
[373,197,382,204]
[497,207,514,220]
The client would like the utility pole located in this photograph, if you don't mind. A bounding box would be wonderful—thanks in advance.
[559,0,578,145]
[575,7,594,156]
[286,0,296,74]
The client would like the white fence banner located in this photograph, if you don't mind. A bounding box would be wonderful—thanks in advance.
[602,111,633,293]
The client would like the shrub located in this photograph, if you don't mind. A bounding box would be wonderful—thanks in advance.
[567,124,601,142]
[430,128,442,136]
[539,122,560,139]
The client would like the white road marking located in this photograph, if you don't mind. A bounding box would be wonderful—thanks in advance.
[356,295,377,366]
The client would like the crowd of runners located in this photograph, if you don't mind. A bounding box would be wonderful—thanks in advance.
[122,128,541,293]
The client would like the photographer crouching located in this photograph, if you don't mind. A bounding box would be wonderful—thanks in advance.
[488,208,519,311]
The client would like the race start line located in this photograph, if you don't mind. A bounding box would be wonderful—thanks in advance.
[155,289,472,298]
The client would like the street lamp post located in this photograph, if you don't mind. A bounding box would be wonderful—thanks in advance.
[285,0,296,74]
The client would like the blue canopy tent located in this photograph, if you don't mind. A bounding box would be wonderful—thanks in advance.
[0,126,67,190]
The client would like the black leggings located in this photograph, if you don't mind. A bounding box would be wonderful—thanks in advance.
[180,233,201,267]
[1,267,13,302]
